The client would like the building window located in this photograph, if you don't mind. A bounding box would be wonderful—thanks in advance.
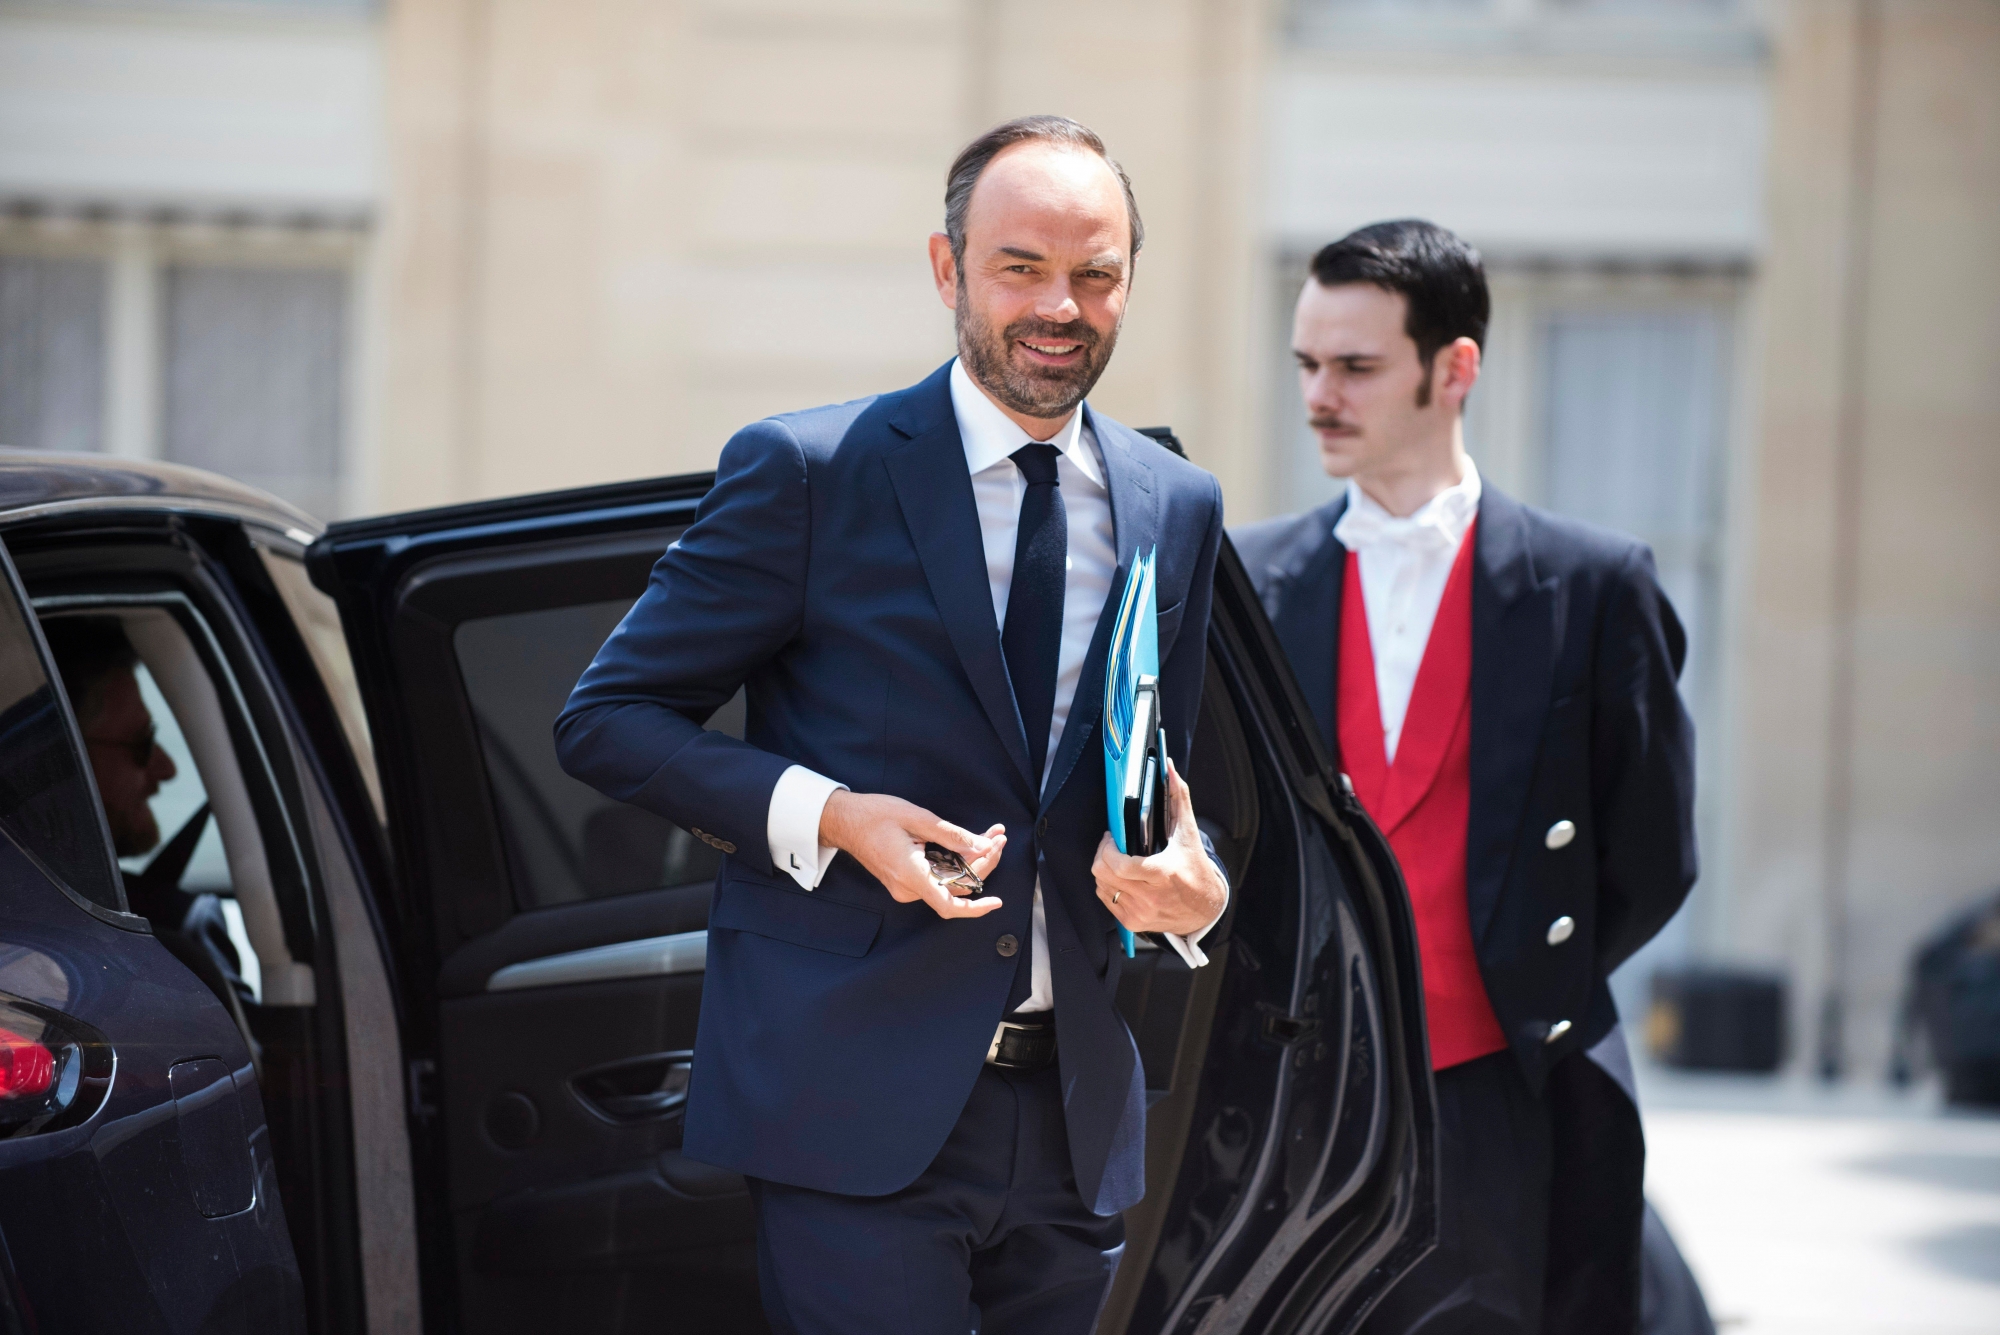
[162,263,347,522]
[1536,306,1728,714]
[1287,0,1763,57]
[0,255,105,453]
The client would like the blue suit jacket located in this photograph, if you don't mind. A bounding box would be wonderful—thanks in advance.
[556,363,1224,1214]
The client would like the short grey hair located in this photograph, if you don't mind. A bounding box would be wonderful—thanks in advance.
[943,115,1144,265]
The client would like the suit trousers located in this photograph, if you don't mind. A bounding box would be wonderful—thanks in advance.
[1362,1049,1554,1334]
[747,1062,1126,1335]
[1362,1046,1646,1335]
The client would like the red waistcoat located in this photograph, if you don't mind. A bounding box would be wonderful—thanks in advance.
[1337,524,1508,1071]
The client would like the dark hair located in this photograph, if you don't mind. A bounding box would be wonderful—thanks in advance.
[40,617,137,728]
[1309,219,1489,375]
[944,116,1144,264]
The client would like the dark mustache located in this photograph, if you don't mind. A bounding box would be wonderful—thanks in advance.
[1005,317,1099,349]
[1309,416,1354,431]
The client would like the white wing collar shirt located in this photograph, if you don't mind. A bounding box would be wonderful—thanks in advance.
[1332,457,1482,763]
[766,358,1219,1015]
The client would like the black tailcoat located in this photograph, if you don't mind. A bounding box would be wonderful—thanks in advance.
[1232,483,1697,1329]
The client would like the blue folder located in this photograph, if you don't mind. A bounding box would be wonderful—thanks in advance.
[1103,547,1166,958]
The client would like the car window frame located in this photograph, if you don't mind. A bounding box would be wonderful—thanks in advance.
[250,531,387,828]
[0,537,140,928]
[29,583,323,970]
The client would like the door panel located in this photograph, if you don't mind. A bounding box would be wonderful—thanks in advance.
[311,476,764,1333]
[314,473,1433,1335]
[1098,546,1437,1335]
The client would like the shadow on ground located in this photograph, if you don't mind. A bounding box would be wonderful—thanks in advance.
[1847,1151,2000,1196]
[1908,1222,2000,1286]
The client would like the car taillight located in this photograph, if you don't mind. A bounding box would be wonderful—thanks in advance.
[0,1027,55,1101]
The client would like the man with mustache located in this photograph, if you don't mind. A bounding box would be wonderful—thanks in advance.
[558,116,1228,1333]
[1233,220,1697,1334]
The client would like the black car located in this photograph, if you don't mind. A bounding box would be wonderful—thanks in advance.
[0,453,1435,1335]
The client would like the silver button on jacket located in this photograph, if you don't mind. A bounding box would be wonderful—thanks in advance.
[1547,915,1575,946]
[1545,819,1577,850]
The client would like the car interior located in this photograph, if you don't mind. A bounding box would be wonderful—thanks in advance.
[13,524,413,1335]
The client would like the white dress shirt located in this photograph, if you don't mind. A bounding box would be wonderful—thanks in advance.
[766,358,1218,1013]
[1331,458,1482,762]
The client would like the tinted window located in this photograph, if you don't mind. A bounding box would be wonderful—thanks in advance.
[0,551,122,910]
[454,600,743,911]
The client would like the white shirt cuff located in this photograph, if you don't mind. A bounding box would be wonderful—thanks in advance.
[767,764,846,891]
[1162,900,1226,969]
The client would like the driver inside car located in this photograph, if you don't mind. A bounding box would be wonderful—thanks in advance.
[42,617,255,1047]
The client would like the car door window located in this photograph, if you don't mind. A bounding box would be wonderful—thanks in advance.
[0,549,122,914]
[120,662,260,1001]
[454,599,744,910]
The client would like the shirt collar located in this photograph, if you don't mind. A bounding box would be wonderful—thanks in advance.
[1335,456,1483,551]
[949,357,1101,487]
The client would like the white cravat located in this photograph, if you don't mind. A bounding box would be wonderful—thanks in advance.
[1332,460,1482,762]
[765,358,1217,1013]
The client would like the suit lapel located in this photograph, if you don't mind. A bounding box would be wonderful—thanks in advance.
[1039,410,1157,814]
[1467,487,1559,945]
[1258,498,1347,759]
[883,373,1037,797]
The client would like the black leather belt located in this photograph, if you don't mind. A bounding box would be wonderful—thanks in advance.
[986,1018,1057,1073]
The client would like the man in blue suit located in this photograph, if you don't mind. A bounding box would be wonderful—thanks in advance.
[556,116,1229,1334]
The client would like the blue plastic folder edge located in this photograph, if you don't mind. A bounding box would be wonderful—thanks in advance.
[1102,547,1159,959]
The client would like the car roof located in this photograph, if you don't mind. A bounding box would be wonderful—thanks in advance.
[0,451,321,540]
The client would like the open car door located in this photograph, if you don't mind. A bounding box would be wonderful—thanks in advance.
[309,468,1435,1335]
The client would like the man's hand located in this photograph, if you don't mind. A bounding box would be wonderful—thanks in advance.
[819,791,1007,919]
[1092,758,1226,937]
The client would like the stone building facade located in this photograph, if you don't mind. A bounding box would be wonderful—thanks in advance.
[0,0,1994,1082]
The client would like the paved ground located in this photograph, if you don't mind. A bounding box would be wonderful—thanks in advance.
[1639,1065,2000,1335]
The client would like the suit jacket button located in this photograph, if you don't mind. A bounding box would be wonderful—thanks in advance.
[1037,817,1049,838]
[996,934,1019,958]
[1545,820,1577,850]
[720,839,737,854]
[1544,1019,1572,1044]
[1547,915,1575,946]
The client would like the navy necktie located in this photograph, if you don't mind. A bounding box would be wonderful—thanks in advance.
[1002,443,1067,790]
[1001,442,1064,1016]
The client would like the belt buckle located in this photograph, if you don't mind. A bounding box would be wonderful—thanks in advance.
[986,1019,1047,1067]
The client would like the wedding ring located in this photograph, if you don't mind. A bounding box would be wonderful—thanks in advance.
[1112,891,1122,905]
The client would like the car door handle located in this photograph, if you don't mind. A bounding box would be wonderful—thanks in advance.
[571,1050,692,1124]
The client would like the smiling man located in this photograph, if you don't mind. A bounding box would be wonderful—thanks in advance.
[557,117,1227,1334]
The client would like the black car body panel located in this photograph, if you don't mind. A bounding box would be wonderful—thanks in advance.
[0,529,306,1334]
